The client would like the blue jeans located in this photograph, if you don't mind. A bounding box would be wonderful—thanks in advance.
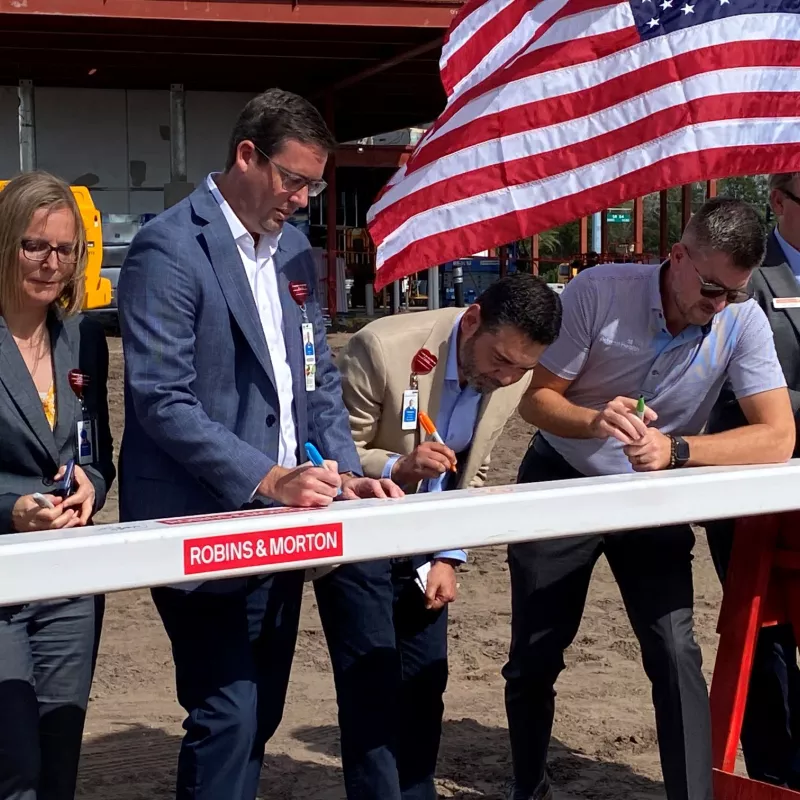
[152,571,304,800]
[314,558,449,800]
[0,596,96,800]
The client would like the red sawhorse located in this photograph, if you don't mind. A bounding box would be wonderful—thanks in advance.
[710,512,800,799]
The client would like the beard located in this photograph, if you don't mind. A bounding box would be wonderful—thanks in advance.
[460,338,501,394]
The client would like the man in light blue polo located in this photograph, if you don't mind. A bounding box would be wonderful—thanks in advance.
[504,197,796,800]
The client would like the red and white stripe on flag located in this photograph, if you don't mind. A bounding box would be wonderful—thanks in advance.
[367,0,800,289]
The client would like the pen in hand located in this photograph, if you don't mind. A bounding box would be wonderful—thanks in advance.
[304,442,343,496]
[418,411,457,473]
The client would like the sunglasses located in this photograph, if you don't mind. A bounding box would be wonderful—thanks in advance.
[782,187,800,206]
[253,144,327,198]
[694,265,751,304]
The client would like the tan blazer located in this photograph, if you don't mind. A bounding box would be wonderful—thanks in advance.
[337,308,530,491]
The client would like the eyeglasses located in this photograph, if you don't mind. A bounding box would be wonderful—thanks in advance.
[253,144,327,198]
[693,264,751,304]
[21,239,79,265]
[781,187,800,206]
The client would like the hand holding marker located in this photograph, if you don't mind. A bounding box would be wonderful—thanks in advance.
[635,395,646,423]
[418,411,457,473]
[304,442,342,496]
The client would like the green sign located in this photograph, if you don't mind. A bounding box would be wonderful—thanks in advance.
[607,210,632,223]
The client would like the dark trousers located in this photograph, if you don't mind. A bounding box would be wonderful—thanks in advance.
[504,435,712,800]
[0,596,96,800]
[705,519,800,788]
[314,558,449,800]
[152,571,304,800]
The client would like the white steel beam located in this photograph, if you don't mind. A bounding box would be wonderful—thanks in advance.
[2,460,800,607]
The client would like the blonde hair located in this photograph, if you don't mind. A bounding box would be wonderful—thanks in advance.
[0,171,87,317]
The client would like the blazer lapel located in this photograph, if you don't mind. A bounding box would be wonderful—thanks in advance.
[193,190,277,389]
[51,315,78,455]
[416,313,459,445]
[275,245,305,451]
[0,319,59,465]
[760,262,800,342]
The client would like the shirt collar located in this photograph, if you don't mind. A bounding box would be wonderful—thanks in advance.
[651,260,712,337]
[206,173,281,252]
[775,227,800,277]
[446,312,466,383]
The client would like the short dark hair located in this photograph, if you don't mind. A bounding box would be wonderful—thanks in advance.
[475,272,562,345]
[225,89,336,170]
[683,196,766,270]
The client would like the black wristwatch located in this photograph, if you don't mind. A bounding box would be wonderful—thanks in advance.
[668,435,690,468]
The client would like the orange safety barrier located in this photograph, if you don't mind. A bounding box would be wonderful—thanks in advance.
[710,512,800,798]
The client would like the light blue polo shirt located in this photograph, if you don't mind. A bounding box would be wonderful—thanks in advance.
[539,262,786,477]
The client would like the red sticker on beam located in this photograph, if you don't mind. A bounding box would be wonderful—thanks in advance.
[183,523,343,575]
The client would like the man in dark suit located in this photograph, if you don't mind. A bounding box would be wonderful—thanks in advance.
[706,171,800,788]
[118,89,399,800]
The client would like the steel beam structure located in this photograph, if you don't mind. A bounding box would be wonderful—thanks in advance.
[0,0,460,27]
[2,461,800,606]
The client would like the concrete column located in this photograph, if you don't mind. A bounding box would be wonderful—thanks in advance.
[392,281,400,314]
[169,83,187,182]
[427,266,439,309]
[591,212,602,255]
[365,282,374,316]
[165,84,194,208]
[453,264,464,307]
[18,80,36,172]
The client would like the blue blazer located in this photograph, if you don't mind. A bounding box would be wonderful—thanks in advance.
[117,182,361,528]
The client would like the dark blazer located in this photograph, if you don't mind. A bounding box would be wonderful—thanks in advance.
[708,232,800,456]
[0,313,115,533]
[117,181,361,527]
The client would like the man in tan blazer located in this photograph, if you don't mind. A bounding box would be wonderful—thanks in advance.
[314,273,562,800]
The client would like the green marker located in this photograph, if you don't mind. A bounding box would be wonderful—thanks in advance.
[635,395,646,422]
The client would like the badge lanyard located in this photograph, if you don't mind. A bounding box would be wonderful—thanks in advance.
[68,369,98,466]
[289,281,316,392]
[403,348,437,431]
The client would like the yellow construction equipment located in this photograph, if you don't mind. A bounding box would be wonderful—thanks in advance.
[0,181,112,310]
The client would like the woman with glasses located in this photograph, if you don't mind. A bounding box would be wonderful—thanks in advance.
[0,172,114,800]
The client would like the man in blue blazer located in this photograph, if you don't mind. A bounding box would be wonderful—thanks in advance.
[118,88,399,800]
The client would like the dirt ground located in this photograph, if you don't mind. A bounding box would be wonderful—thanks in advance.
[77,335,724,800]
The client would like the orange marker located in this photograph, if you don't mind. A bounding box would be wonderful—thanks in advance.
[419,411,457,472]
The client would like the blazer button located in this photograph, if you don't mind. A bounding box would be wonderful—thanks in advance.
[42,477,54,487]
[266,414,276,427]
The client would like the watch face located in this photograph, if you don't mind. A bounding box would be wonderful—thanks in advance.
[676,438,690,462]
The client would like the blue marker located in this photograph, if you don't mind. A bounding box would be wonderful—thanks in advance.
[304,442,342,496]
[61,458,76,497]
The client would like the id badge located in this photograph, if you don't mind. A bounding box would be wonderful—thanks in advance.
[401,389,419,431]
[76,418,97,465]
[773,297,800,310]
[302,322,316,392]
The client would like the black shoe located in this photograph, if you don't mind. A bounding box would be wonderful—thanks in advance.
[508,775,553,800]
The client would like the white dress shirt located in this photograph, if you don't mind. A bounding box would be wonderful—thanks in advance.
[207,174,298,470]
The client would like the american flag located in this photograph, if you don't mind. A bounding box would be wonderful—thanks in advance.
[367,0,800,289]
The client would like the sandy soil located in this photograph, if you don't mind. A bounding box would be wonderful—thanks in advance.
[77,335,724,800]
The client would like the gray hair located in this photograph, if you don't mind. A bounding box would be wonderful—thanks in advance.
[683,196,766,271]
[769,172,800,193]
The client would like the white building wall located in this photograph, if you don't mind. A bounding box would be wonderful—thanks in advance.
[0,86,255,217]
